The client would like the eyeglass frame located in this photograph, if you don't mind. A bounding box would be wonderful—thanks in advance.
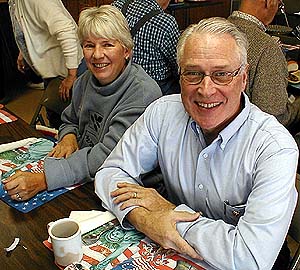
[179,65,244,86]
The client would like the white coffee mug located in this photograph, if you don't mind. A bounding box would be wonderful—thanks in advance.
[48,218,83,267]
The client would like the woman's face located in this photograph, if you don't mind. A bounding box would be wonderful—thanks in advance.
[83,36,131,85]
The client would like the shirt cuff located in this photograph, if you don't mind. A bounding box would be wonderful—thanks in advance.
[175,204,198,237]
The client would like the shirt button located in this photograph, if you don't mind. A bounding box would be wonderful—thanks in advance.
[198,184,204,190]
[203,153,208,159]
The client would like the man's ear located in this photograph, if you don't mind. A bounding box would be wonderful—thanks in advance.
[241,64,250,91]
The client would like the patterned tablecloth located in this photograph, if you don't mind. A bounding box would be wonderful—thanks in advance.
[0,137,77,213]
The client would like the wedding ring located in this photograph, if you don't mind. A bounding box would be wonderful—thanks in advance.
[132,192,137,199]
[16,193,22,201]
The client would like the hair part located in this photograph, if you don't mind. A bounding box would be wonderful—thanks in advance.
[78,5,133,50]
[177,17,248,68]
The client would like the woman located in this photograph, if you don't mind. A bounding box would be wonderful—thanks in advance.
[2,5,162,201]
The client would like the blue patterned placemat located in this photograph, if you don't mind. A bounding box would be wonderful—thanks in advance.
[0,185,69,213]
[0,137,72,213]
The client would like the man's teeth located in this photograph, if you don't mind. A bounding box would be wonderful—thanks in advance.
[94,63,108,68]
[198,102,220,108]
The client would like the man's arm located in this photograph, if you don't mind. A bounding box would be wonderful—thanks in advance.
[111,182,202,259]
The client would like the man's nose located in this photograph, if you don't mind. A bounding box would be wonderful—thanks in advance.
[197,76,217,97]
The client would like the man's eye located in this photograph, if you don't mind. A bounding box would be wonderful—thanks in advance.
[213,71,228,77]
[185,71,201,76]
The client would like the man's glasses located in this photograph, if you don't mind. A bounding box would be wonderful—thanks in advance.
[180,66,243,86]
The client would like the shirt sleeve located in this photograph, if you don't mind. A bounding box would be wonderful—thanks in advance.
[95,102,161,226]
[160,15,180,77]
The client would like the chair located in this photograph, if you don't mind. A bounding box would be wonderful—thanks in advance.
[288,173,300,270]
[30,77,70,127]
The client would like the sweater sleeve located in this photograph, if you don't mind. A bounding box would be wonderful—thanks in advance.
[45,105,149,190]
[249,41,298,126]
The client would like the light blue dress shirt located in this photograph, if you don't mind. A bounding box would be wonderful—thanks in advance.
[95,93,298,270]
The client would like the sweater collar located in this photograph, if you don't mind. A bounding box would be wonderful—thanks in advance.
[90,60,132,96]
[231,11,266,32]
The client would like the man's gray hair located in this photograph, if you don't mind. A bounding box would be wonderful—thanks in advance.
[78,5,133,50]
[177,17,248,67]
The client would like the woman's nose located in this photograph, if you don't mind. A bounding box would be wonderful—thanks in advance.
[93,46,104,59]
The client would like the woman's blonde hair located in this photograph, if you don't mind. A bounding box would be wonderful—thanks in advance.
[78,5,133,50]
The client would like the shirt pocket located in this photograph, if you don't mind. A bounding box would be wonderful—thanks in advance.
[223,201,246,225]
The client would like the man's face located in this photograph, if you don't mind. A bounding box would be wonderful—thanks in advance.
[263,0,281,25]
[180,33,248,135]
[157,0,170,10]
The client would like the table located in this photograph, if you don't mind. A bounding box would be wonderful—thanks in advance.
[0,110,105,269]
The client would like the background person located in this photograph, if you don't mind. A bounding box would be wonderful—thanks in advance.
[8,0,84,128]
[112,0,181,95]
[228,0,300,133]
[95,17,298,270]
[2,5,162,201]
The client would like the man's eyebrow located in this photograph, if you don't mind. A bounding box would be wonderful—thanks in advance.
[183,64,231,70]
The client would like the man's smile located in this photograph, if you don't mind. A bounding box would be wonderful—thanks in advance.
[196,101,221,109]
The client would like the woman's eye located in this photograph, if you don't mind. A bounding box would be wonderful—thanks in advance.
[103,42,114,47]
[83,44,94,49]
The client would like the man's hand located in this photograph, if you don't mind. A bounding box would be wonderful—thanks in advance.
[2,171,47,201]
[48,134,78,158]
[111,182,202,260]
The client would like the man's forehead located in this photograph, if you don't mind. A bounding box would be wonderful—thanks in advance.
[187,32,237,49]
[181,33,240,65]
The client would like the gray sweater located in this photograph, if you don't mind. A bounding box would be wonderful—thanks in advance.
[228,15,300,128]
[44,61,162,190]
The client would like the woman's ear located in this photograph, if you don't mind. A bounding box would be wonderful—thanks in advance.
[124,48,132,61]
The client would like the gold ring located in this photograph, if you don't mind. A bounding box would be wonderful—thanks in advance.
[16,193,22,200]
[133,192,137,199]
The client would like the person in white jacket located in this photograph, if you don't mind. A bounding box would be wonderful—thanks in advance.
[8,0,84,128]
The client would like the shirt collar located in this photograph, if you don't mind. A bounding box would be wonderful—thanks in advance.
[231,11,267,32]
[190,93,250,149]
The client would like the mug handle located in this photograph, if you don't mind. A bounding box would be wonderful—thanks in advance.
[47,221,54,243]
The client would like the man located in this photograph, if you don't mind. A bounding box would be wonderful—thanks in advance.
[112,0,180,95]
[228,0,300,132]
[95,17,298,270]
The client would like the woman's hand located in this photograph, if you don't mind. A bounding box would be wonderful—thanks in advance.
[48,133,79,158]
[16,51,28,73]
[2,171,47,201]
[59,69,77,101]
